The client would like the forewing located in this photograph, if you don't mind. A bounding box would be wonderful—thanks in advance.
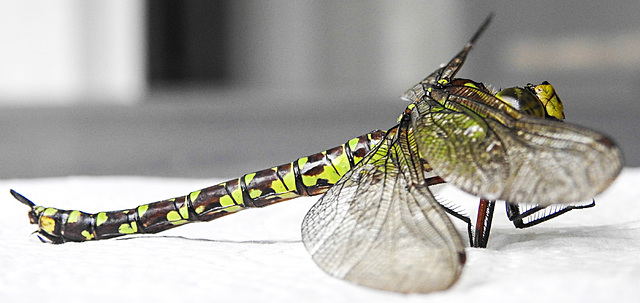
[301,134,465,293]
[412,93,623,206]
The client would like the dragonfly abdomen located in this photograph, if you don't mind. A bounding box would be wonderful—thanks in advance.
[236,129,386,206]
[13,130,386,243]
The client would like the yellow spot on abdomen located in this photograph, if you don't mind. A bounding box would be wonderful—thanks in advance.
[189,190,201,202]
[81,230,94,240]
[96,212,108,226]
[166,210,180,221]
[137,204,149,218]
[244,173,256,185]
[166,211,187,225]
[118,222,138,234]
[269,167,289,194]
[330,151,351,176]
[224,205,243,213]
[67,210,81,223]
[248,189,263,199]
[230,181,244,206]
[43,207,58,216]
[40,216,56,234]
[195,205,205,214]
[178,203,189,220]
[219,195,235,207]
[297,157,308,169]
[282,165,296,192]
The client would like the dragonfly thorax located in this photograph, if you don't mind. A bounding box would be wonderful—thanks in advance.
[495,82,565,120]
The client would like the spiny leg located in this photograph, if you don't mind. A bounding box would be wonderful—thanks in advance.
[506,200,595,228]
[473,199,496,248]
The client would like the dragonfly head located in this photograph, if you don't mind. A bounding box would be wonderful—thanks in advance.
[495,81,565,120]
[530,81,565,119]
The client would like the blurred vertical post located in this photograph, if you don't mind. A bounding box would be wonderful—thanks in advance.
[0,0,145,105]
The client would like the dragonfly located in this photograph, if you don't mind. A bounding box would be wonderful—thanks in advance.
[11,15,623,293]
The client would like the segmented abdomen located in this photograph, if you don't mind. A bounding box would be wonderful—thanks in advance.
[19,130,386,243]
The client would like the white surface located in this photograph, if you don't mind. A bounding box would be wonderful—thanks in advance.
[1,169,639,302]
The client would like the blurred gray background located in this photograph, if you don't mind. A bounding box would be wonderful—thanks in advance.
[1,0,638,179]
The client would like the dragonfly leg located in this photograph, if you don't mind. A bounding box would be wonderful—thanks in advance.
[425,176,474,246]
[506,200,595,229]
[473,199,496,248]
[440,204,474,247]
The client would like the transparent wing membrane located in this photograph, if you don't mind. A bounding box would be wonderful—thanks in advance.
[302,123,465,293]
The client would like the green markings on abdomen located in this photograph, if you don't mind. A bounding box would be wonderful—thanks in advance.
[25,130,388,243]
[96,212,108,226]
[327,145,352,176]
[189,179,245,221]
[298,152,342,196]
[137,204,149,218]
[296,130,385,196]
[243,163,301,207]
[40,208,58,235]
[67,210,81,223]
[118,221,138,234]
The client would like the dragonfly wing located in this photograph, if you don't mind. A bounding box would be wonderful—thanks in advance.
[301,131,465,293]
[412,93,623,206]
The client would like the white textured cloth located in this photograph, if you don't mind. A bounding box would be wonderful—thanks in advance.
[2,169,639,302]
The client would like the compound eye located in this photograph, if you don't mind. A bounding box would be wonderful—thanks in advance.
[531,82,565,120]
[495,87,546,118]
